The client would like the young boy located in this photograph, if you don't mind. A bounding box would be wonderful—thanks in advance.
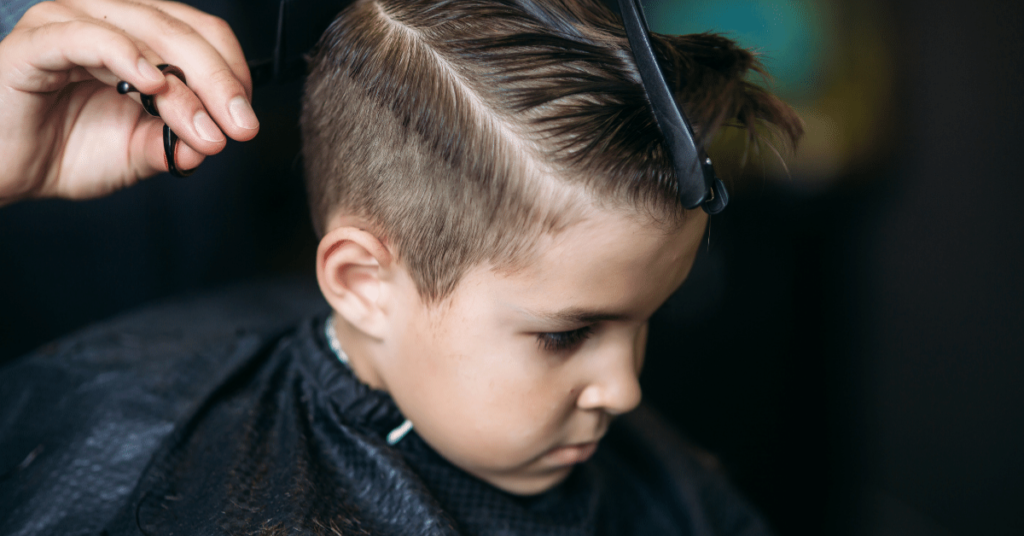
[0,0,801,534]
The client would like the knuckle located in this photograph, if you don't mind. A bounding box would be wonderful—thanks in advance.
[61,19,109,42]
[79,22,135,53]
[201,14,233,35]
[150,9,196,38]
[58,17,115,40]
[25,0,75,22]
[161,1,194,13]
[23,1,58,21]
[207,66,243,92]
[59,18,87,32]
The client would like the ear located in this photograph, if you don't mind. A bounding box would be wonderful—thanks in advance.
[316,227,395,340]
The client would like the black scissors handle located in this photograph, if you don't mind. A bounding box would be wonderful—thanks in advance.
[116,64,195,178]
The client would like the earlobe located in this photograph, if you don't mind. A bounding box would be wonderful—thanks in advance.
[316,226,394,340]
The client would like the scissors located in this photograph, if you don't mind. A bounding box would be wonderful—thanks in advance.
[114,0,351,177]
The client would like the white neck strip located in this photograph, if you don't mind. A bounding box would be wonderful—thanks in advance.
[324,315,414,446]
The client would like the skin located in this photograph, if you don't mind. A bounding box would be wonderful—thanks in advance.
[0,0,258,205]
[319,207,708,495]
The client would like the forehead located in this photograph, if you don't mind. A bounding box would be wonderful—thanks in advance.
[457,207,708,321]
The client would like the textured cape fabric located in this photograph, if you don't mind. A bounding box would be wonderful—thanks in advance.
[0,279,772,536]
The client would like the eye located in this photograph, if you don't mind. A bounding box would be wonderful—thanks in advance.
[536,326,593,352]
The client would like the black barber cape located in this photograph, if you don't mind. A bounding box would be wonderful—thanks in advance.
[0,279,772,536]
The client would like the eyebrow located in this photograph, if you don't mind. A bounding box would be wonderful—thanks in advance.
[522,307,629,326]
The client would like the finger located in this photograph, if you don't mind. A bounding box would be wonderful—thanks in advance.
[149,73,228,157]
[18,1,168,89]
[65,0,258,142]
[82,42,165,89]
[132,0,252,99]
[132,115,206,178]
[2,3,166,95]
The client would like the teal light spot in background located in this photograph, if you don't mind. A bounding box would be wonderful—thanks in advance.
[643,0,829,99]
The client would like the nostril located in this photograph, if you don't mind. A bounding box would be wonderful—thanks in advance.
[575,373,642,415]
[607,380,642,416]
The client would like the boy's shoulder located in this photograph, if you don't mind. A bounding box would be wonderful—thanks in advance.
[0,277,326,535]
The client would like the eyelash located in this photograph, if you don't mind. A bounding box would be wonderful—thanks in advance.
[536,326,594,352]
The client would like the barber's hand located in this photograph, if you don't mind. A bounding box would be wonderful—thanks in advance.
[0,0,258,204]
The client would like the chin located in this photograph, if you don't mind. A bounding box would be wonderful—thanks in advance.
[482,466,574,496]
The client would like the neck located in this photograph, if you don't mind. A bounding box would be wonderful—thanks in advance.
[330,314,388,391]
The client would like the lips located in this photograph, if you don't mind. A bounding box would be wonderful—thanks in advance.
[545,441,598,465]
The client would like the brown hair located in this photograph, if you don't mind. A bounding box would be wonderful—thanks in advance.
[301,0,802,302]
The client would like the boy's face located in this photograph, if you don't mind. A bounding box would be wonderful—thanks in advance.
[368,207,707,495]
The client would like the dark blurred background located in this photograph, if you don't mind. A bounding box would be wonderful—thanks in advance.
[1,1,1022,535]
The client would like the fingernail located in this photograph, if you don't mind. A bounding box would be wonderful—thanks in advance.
[138,58,164,83]
[228,96,259,130]
[193,111,225,143]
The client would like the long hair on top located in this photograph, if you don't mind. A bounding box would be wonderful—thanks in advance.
[301,0,803,302]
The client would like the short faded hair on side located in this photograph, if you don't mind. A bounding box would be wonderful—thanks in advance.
[301,0,803,302]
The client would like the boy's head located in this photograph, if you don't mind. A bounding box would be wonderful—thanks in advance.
[302,0,801,495]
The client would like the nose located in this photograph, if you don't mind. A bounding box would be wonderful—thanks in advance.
[576,329,644,415]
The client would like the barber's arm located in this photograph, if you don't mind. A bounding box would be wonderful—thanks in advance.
[0,0,258,205]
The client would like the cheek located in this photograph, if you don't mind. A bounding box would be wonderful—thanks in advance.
[385,296,582,464]
[400,327,572,456]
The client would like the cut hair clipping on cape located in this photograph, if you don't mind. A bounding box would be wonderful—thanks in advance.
[617,0,729,215]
